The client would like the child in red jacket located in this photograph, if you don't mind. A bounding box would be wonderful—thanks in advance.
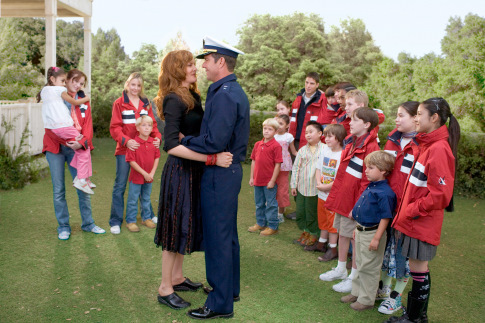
[386,98,460,323]
[319,108,380,294]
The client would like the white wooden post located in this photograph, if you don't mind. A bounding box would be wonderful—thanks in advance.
[44,0,57,77]
[83,15,92,97]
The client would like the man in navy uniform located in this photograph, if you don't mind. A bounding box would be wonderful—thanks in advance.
[182,36,250,320]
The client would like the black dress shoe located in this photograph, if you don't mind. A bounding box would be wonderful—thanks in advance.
[157,292,190,309]
[187,306,234,320]
[203,286,240,302]
[173,277,203,292]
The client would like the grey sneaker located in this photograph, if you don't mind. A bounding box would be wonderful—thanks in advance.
[58,231,70,240]
[91,225,106,234]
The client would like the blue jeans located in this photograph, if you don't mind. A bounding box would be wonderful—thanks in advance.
[46,146,95,234]
[109,155,154,226]
[125,182,153,223]
[254,185,279,230]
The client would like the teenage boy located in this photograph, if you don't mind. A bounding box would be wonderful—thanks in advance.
[340,150,397,311]
[249,118,283,236]
[291,121,325,247]
[125,116,160,232]
[319,108,380,294]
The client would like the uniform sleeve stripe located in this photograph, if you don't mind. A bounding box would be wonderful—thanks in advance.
[310,116,318,121]
[290,117,296,122]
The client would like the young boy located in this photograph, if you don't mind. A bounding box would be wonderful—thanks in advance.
[319,108,380,293]
[306,124,346,259]
[249,118,283,236]
[342,89,386,137]
[340,150,397,311]
[124,116,160,232]
[291,120,324,247]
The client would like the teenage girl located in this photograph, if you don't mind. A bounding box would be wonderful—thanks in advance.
[377,101,419,315]
[386,98,460,323]
[274,114,297,221]
[38,66,94,194]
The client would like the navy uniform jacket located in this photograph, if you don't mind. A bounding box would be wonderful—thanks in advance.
[181,74,250,161]
[352,179,396,227]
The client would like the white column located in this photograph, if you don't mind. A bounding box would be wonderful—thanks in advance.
[83,16,92,97]
[44,0,57,77]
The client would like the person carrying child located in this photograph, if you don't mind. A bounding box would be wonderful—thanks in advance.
[291,120,324,247]
[319,108,380,294]
[385,98,460,323]
[248,118,283,236]
[307,124,346,258]
[274,114,297,222]
[340,151,397,311]
[38,66,95,194]
[376,101,419,315]
[124,116,160,232]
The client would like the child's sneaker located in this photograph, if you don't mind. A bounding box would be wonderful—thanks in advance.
[378,291,402,314]
[110,225,121,234]
[142,219,156,229]
[260,228,278,236]
[73,177,94,195]
[248,224,266,233]
[332,276,353,293]
[376,284,392,300]
[277,213,285,223]
[91,225,106,234]
[152,216,158,224]
[126,223,140,232]
[319,267,347,281]
[58,231,70,240]
[86,178,96,188]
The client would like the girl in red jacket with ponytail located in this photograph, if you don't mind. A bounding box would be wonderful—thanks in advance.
[386,98,460,323]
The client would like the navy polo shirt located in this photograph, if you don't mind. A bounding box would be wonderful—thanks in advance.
[352,180,396,227]
[181,74,250,163]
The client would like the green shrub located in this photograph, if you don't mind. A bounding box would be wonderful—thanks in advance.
[0,116,40,189]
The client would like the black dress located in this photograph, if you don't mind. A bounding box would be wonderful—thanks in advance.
[154,91,204,254]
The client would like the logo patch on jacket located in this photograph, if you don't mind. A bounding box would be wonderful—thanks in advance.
[438,177,446,185]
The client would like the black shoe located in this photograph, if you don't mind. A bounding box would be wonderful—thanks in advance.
[173,277,203,292]
[203,286,240,302]
[285,211,296,220]
[187,306,234,320]
[157,292,190,309]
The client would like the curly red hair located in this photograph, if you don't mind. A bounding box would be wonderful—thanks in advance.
[154,50,200,120]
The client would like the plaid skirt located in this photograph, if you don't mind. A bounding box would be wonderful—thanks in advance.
[401,233,437,261]
[154,155,204,254]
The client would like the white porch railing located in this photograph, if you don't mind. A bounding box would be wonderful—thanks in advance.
[0,99,45,155]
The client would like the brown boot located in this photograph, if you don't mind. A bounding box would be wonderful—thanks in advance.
[304,241,327,252]
[293,232,309,244]
[318,247,338,262]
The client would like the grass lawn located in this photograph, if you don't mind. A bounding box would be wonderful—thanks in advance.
[1,137,484,322]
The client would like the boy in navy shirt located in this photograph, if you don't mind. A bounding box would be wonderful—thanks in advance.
[125,116,160,232]
[340,150,397,311]
[249,118,283,236]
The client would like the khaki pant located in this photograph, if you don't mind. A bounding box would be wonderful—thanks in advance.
[351,228,387,306]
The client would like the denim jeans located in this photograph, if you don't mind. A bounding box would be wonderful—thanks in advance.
[46,146,95,234]
[254,185,279,230]
[109,155,154,226]
[125,182,153,223]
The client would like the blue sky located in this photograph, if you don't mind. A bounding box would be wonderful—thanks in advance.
[65,0,484,60]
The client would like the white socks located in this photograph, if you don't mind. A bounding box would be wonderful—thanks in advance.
[319,238,328,243]
[337,261,347,272]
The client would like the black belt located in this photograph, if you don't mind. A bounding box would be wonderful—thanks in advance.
[356,224,379,232]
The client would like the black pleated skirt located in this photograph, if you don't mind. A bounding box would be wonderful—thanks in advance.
[401,234,437,261]
[154,155,204,254]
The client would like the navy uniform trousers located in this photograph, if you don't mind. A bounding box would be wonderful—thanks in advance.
[202,164,242,313]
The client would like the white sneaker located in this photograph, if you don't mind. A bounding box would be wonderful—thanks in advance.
[87,178,96,188]
[58,231,70,240]
[332,276,353,293]
[277,214,285,223]
[91,225,106,234]
[319,267,348,281]
[378,292,402,314]
[73,177,94,195]
[152,216,158,224]
[110,225,121,234]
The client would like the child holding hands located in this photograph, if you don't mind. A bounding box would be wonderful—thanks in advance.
[249,118,283,236]
[124,116,160,232]
[340,151,397,311]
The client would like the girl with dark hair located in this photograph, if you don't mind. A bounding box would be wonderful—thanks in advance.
[386,98,460,323]
[377,101,419,315]
[39,67,95,195]
[153,50,233,309]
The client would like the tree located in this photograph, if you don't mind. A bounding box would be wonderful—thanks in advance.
[236,13,336,111]
[327,18,383,87]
